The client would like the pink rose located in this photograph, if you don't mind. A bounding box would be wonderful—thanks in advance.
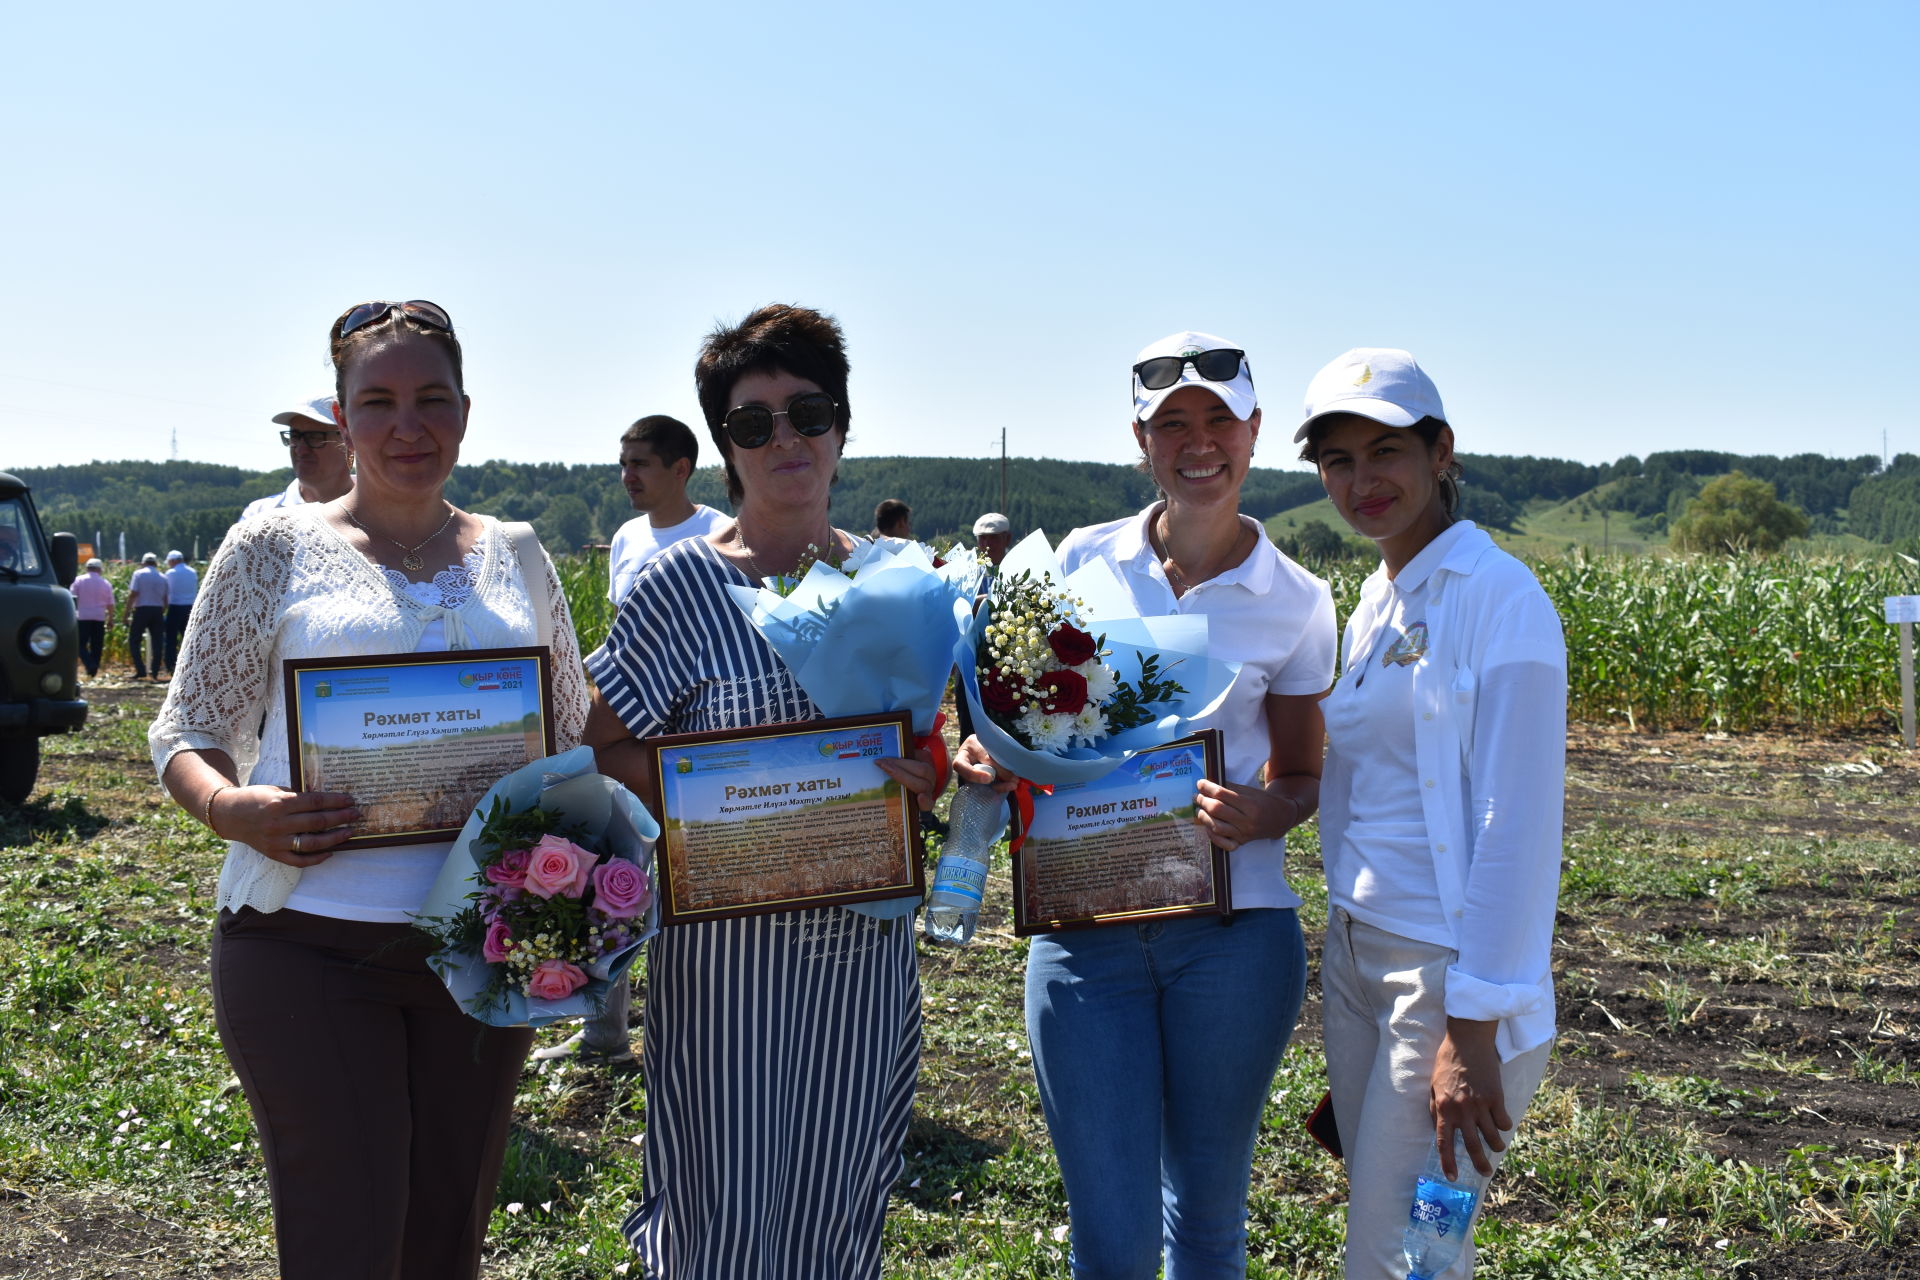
[485,847,532,890]
[523,834,594,899]
[482,918,515,964]
[525,958,587,1001]
[591,858,651,919]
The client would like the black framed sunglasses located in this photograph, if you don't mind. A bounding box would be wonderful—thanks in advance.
[1133,348,1247,391]
[279,428,343,448]
[337,299,455,339]
[721,392,838,449]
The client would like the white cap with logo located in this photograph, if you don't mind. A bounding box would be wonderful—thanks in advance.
[1294,348,1447,442]
[1132,331,1258,424]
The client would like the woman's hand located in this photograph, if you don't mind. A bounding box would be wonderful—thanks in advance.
[953,735,1017,794]
[1193,779,1300,851]
[1429,1017,1511,1179]
[876,749,944,812]
[211,784,360,867]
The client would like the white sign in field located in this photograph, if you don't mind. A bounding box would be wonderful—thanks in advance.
[1885,596,1920,624]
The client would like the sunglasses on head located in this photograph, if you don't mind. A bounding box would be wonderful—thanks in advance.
[280,428,342,448]
[337,299,455,339]
[721,392,838,449]
[1133,348,1247,392]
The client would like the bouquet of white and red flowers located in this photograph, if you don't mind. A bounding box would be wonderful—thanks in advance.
[418,746,659,1027]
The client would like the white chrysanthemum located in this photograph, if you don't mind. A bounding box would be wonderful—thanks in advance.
[1078,661,1118,705]
[1018,705,1073,752]
[1069,704,1107,745]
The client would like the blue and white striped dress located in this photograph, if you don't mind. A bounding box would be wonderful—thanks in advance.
[587,536,920,1279]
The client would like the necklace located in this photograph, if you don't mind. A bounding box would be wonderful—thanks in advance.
[1152,513,1249,596]
[342,501,457,572]
[736,522,835,584]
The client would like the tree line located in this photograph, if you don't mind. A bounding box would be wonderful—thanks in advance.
[14,448,1912,561]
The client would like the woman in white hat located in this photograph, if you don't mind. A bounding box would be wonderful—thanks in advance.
[1296,348,1565,1278]
[959,331,1336,1276]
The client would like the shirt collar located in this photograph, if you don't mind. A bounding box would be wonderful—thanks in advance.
[1118,503,1277,595]
[1389,520,1489,595]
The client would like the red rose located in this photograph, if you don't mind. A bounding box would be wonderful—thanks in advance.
[1038,668,1089,716]
[1048,623,1097,667]
[980,666,1026,715]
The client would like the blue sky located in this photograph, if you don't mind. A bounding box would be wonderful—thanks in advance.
[3,2,1913,477]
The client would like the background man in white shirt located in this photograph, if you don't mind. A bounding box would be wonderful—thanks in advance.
[123,552,169,680]
[237,396,354,523]
[605,415,725,607]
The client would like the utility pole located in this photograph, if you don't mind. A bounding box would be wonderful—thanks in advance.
[170,427,178,461]
[999,427,1007,513]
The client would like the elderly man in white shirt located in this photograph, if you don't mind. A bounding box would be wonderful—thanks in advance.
[237,396,354,523]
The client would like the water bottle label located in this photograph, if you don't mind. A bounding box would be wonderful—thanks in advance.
[931,856,988,903]
[1410,1176,1476,1237]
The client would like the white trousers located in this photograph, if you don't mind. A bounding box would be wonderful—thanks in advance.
[1320,909,1552,1280]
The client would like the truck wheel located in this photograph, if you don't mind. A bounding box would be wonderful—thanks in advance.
[0,736,39,805]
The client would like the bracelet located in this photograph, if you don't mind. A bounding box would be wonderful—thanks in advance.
[202,784,234,835]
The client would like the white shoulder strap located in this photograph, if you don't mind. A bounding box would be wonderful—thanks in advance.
[504,521,553,651]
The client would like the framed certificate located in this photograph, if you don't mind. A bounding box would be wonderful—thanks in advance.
[645,712,925,926]
[1012,729,1230,935]
[284,647,556,850]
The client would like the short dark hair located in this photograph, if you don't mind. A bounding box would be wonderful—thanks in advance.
[328,302,465,406]
[694,303,850,504]
[621,414,699,470]
[873,499,911,536]
[1299,414,1462,516]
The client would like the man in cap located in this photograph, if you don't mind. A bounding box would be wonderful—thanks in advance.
[123,552,169,680]
[238,395,354,523]
[69,558,114,679]
[163,550,199,676]
[972,512,1012,567]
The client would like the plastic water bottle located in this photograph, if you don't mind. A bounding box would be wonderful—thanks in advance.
[923,782,1007,946]
[1403,1135,1490,1280]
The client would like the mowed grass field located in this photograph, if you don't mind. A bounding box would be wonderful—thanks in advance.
[2,677,1916,1278]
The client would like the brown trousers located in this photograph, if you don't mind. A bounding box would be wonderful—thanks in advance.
[213,908,534,1280]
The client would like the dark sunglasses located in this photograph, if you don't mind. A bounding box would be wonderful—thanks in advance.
[721,392,838,449]
[1133,348,1247,391]
[337,299,455,339]
[280,428,343,448]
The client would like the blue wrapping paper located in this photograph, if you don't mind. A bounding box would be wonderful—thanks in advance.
[419,745,661,1028]
[957,530,1240,788]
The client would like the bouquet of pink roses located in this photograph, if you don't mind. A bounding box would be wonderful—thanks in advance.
[418,746,659,1027]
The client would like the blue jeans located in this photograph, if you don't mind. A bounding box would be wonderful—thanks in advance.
[1025,908,1307,1280]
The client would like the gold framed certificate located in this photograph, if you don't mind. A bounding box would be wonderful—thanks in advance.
[645,712,925,926]
[283,647,556,850]
[1012,729,1230,935]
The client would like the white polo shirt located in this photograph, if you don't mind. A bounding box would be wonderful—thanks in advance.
[238,478,307,524]
[1057,504,1337,910]
[608,505,727,605]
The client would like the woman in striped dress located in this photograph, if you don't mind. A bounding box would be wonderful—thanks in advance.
[582,303,941,1278]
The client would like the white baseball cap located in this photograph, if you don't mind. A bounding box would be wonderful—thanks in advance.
[1294,348,1447,443]
[272,395,340,430]
[1132,331,1257,424]
[972,513,1011,536]
[166,550,184,562]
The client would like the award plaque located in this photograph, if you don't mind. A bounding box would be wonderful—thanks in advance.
[284,647,556,850]
[645,711,925,925]
[1012,729,1229,935]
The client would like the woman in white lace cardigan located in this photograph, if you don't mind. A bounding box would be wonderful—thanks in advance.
[150,300,589,1280]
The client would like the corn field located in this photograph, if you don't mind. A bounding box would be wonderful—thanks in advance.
[1316,552,1915,732]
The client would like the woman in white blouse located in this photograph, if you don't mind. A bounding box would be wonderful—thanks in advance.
[150,300,589,1280]
[1296,348,1564,1280]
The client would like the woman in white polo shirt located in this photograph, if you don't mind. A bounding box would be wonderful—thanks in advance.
[959,332,1336,1277]
[1297,348,1565,1279]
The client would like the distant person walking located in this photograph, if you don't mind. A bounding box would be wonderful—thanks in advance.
[163,550,197,675]
[971,511,1011,566]
[124,552,168,680]
[237,395,354,522]
[606,414,725,609]
[70,557,113,678]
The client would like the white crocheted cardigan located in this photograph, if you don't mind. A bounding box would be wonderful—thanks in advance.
[148,509,590,915]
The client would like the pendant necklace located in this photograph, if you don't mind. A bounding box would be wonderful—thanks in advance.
[343,501,457,572]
